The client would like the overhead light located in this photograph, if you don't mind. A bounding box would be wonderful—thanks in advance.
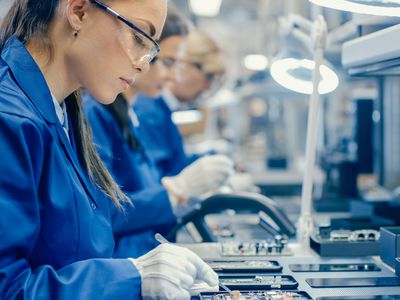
[310,0,400,17]
[189,0,223,17]
[172,110,203,125]
[243,55,269,71]
[271,15,338,95]
[270,58,339,95]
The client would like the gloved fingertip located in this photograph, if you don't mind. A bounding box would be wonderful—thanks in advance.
[203,269,219,286]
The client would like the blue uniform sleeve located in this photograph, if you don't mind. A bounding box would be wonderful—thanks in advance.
[84,100,176,237]
[140,97,200,177]
[113,185,176,237]
[7,258,140,299]
[0,113,141,299]
[161,113,196,177]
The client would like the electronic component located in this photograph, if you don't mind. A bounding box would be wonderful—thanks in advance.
[289,263,380,272]
[199,290,312,300]
[212,224,235,239]
[318,226,380,242]
[220,236,291,257]
[310,228,381,257]
[327,229,380,242]
[207,260,282,273]
[306,277,400,288]
[219,275,298,290]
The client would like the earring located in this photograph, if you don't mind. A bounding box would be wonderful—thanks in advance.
[72,30,79,38]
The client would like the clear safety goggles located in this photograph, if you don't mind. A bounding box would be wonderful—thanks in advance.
[90,0,160,64]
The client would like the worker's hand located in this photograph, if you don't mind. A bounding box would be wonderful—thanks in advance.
[162,155,234,203]
[129,243,218,300]
[227,172,260,193]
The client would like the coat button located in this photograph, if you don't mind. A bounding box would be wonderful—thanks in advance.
[91,202,97,210]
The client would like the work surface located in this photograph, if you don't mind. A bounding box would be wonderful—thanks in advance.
[183,242,400,299]
[176,195,400,298]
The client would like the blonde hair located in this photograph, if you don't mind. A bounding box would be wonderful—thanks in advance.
[184,30,225,75]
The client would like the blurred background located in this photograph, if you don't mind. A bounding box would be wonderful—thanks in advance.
[3,0,400,215]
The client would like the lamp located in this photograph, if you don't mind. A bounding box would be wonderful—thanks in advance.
[271,15,339,95]
[189,0,223,17]
[271,58,338,94]
[272,15,334,243]
[310,0,400,17]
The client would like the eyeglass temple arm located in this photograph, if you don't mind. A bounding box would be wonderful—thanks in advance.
[89,0,160,52]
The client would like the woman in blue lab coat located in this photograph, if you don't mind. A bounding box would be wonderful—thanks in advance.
[134,30,258,191]
[0,0,218,299]
[134,30,226,177]
[84,7,234,258]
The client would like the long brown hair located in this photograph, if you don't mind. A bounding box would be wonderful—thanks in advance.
[0,0,130,208]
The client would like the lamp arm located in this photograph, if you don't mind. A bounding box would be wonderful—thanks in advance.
[288,14,313,34]
[292,28,313,54]
[280,14,324,55]
[298,15,327,244]
[312,16,328,52]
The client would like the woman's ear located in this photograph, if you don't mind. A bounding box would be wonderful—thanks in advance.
[66,0,90,32]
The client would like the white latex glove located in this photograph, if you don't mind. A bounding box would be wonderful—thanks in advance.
[162,155,234,203]
[227,172,260,193]
[129,244,218,300]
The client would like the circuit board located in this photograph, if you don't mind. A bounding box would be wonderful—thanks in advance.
[199,290,312,300]
[319,228,380,242]
[220,238,291,257]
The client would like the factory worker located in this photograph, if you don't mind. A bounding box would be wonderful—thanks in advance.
[134,29,226,177]
[0,0,218,299]
[84,6,235,258]
[135,30,258,192]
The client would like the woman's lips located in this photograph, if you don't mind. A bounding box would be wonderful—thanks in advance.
[120,77,134,90]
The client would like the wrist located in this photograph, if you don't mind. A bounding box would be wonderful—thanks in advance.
[127,258,142,277]
[162,177,188,205]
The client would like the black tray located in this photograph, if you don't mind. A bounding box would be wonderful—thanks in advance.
[306,277,400,288]
[310,234,380,257]
[317,296,400,300]
[219,274,298,290]
[199,290,311,299]
[289,263,380,272]
[207,259,282,273]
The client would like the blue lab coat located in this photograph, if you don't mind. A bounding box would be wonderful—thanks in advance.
[134,94,199,177]
[0,37,141,299]
[83,95,176,258]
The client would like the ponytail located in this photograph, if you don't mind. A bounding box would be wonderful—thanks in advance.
[66,91,129,208]
[104,94,142,152]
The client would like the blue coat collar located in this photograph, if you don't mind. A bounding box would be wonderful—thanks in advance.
[1,36,57,124]
[2,37,101,207]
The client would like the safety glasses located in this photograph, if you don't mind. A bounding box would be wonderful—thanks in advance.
[90,0,160,63]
